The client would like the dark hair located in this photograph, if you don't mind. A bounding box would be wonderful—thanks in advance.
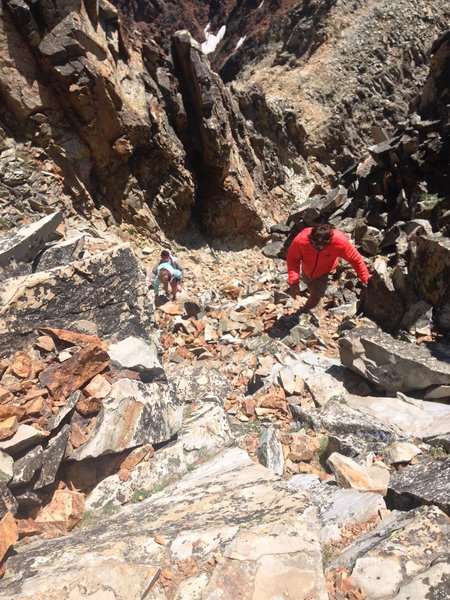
[160,250,170,257]
[309,223,334,249]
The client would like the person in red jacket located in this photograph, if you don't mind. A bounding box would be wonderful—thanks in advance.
[286,223,370,312]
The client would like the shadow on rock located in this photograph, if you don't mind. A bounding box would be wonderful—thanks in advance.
[154,295,170,307]
[266,311,303,339]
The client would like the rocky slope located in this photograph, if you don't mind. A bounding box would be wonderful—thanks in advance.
[2,1,448,243]
[0,4,450,598]
[214,0,450,174]
[0,210,449,598]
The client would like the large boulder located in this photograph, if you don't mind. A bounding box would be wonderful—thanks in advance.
[0,448,328,599]
[0,244,154,357]
[330,505,450,600]
[359,273,405,332]
[287,474,385,543]
[67,379,183,460]
[347,393,450,441]
[339,327,450,393]
[386,456,450,515]
[409,234,450,334]
[85,398,233,510]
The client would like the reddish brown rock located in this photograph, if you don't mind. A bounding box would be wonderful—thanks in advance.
[0,416,19,441]
[0,404,24,422]
[34,336,56,352]
[10,352,33,379]
[0,385,13,404]
[39,328,106,350]
[70,424,88,449]
[83,374,111,400]
[36,489,85,532]
[39,344,110,400]
[118,468,130,481]
[0,512,18,562]
[16,518,43,539]
[120,444,155,471]
[75,396,102,417]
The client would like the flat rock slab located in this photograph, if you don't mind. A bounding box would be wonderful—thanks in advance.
[347,393,450,439]
[85,399,234,510]
[340,327,450,392]
[165,364,233,404]
[0,448,327,599]
[330,505,450,600]
[0,425,45,456]
[0,244,154,358]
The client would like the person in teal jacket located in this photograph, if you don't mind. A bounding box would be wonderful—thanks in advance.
[286,223,370,312]
[153,262,182,301]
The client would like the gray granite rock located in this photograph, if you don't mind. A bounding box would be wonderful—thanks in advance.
[85,398,233,510]
[10,446,43,487]
[339,327,450,392]
[0,244,155,358]
[257,426,284,476]
[34,426,70,490]
[36,234,85,270]
[67,379,183,461]
[165,364,233,404]
[287,474,385,543]
[330,505,450,600]
[0,448,327,599]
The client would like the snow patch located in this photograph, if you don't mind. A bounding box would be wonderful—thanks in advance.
[235,36,246,51]
[201,23,226,54]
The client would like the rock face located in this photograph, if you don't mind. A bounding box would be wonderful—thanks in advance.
[1,0,194,235]
[171,30,290,238]
[0,243,153,357]
[0,0,297,240]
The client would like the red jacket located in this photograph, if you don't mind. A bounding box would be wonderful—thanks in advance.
[287,227,370,285]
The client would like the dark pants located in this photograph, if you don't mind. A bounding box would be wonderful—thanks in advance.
[301,272,329,310]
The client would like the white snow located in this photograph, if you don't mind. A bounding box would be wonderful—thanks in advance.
[201,23,226,54]
[235,36,246,50]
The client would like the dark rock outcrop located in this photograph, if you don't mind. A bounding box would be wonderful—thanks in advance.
[0,243,154,357]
